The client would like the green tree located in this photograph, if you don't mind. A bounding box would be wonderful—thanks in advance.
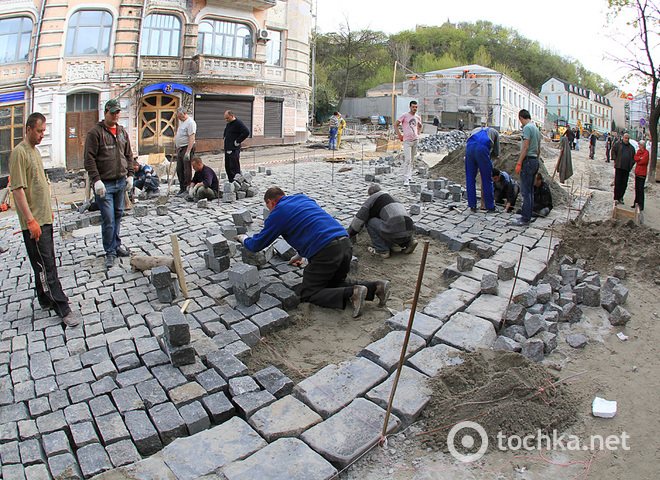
[608,0,660,178]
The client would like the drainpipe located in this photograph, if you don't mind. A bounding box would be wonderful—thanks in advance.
[26,0,47,113]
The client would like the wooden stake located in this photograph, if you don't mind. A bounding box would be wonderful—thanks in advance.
[381,241,430,443]
[170,234,189,299]
[180,299,191,314]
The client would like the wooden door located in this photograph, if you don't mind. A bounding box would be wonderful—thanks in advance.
[138,94,178,154]
[66,111,97,170]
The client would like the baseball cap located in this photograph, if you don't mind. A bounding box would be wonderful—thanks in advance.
[105,99,121,113]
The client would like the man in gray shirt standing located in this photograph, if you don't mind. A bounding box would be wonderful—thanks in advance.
[347,184,418,259]
[175,107,196,195]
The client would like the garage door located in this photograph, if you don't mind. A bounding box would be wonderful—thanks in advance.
[264,98,283,138]
[195,95,253,140]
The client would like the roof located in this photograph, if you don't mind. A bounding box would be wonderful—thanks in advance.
[367,82,403,93]
[423,64,500,76]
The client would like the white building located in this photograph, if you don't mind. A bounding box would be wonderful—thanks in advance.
[402,64,545,131]
[540,78,612,133]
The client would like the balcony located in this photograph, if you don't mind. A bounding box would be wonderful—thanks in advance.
[141,57,184,75]
[192,55,264,84]
[206,0,276,10]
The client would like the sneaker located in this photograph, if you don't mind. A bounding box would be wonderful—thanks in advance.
[508,219,529,227]
[116,246,130,257]
[402,238,418,254]
[367,246,390,259]
[62,311,81,327]
[350,285,368,318]
[105,255,116,268]
[375,280,391,307]
[176,190,187,197]
[485,208,497,213]
[469,207,478,213]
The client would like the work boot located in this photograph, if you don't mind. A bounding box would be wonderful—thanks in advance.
[116,246,130,257]
[375,280,391,307]
[402,238,418,254]
[105,255,116,268]
[350,285,368,318]
[367,246,390,259]
[61,311,81,327]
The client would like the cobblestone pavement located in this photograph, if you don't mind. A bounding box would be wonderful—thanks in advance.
[0,159,585,480]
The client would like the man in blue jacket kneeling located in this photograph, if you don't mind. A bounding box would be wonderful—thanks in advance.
[236,187,390,317]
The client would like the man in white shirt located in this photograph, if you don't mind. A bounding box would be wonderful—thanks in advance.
[175,107,196,195]
[394,101,423,186]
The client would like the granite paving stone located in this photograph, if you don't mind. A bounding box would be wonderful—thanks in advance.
[20,438,47,465]
[76,443,112,479]
[167,382,207,408]
[293,357,387,419]
[406,343,464,377]
[432,312,497,352]
[231,390,277,418]
[465,294,510,327]
[383,309,443,342]
[247,395,322,442]
[123,410,162,456]
[147,402,186,445]
[48,452,83,480]
[201,392,235,424]
[300,398,400,469]
[252,366,293,399]
[24,464,51,480]
[365,366,431,425]
[112,387,145,414]
[41,430,72,457]
[70,422,100,448]
[63,403,92,425]
[359,331,426,372]
[95,413,130,446]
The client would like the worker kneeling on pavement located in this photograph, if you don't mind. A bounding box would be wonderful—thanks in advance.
[533,173,553,217]
[133,161,160,195]
[347,184,418,259]
[492,167,519,213]
[236,187,390,317]
[187,156,219,201]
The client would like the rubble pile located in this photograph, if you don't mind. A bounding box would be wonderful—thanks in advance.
[418,130,467,153]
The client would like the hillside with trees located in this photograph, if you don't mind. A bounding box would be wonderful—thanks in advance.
[314,20,616,118]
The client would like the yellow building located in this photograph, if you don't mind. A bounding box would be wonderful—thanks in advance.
[0,0,312,176]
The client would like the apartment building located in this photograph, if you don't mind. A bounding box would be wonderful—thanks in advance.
[0,0,312,176]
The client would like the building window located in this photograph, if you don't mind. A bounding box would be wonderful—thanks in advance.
[265,29,282,66]
[197,19,253,58]
[140,13,181,56]
[0,17,33,64]
[66,10,113,56]
[558,96,561,104]
[551,83,554,92]
[0,104,24,175]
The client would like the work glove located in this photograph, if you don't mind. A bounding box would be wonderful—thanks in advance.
[234,141,240,147]
[27,218,41,242]
[515,163,522,175]
[94,180,106,198]
[184,152,190,162]
[234,234,248,245]
[126,177,134,192]
[398,133,403,141]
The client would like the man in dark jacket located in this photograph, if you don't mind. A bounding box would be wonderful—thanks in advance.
[492,168,519,212]
[589,132,598,159]
[223,110,250,182]
[133,162,159,194]
[187,157,219,201]
[533,173,553,217]
[84,99,135,268]
[236,187,389,317]
[347,184,417,258]
[611,133,636,204]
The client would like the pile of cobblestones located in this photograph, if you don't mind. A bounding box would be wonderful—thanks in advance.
[417,130,467,153]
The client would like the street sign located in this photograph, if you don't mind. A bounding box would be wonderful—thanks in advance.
[640,118,647,126]
[627,93,634,100]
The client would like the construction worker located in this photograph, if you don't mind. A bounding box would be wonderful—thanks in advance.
[336,113,347,148]
[465,125,499,213]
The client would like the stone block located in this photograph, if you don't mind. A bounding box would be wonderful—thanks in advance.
[156,284,179,304]
[76,443,112,478]
[614,265,626,279]
[195,369,228,395]
[420,190,433,202]
[612,283,628,305]
[197,199,208,209]
[136,379,168,410]
[234,285,261,307]
[422,289,469,322]
[161,417,265,480]
[504,303,525,326]
[148,403,186,446]
[231,320,261,347]
[164,342,195,368]
[601,292,618,313]
[19,438,47,465]
[264,283,299,311]
[560,302,582,323]
[609,306,631,326]
[48,453,83,480]
[359,331,425,373]
[228,264,260,289]
[409,204,421,215]
[465,294,509,328]
[250,308,289,335]
[156,205,168,216]
[206,350,248,381]
[384,309,443,342]
[204,253,231,274]
[168,382,207,408]
[252,365,293,398]
[178,401,210,436]
[232,209,253,226]
[514,287,538,308]
[205,235,231,258]
[241,245,274,267]
[70,422,99,449]
[232,390,277,418]
[456,253,475,272]
[524,314,547,338]
[293,357,387,419]
[162,307,190,347]
[566,334,588,348]
[221,437,336,480]
[111,387,144,414]
[95,413,130,445]
[300,398,399,469]
[537,331,557,353]
[480,273,498,295]
[496,261,516,281]
[432,312,496,352]
[133,205,148,217]
[366,366,431,425]
[272,239,296,260]
[492,336,522,352]
[201,392,235,424]
[151,266,173,289]
[405,343,463,377]
[105,439,141,468]
[521,339,545,362]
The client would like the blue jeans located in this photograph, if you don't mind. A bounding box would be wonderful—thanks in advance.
[96,178,126,256]
[465,129,495,209]
[519,157,539,223]
[329,128,338,150]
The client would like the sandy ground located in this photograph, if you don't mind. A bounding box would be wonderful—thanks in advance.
[2,134,659,479]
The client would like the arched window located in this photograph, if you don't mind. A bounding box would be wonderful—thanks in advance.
[0,16,33,64]
[66,10,113,56]
[141,13,181,56]
[197,19,253,58]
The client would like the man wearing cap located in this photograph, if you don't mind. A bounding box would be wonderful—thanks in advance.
[84,99,135,268]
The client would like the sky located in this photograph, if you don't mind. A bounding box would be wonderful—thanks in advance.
[314,0,642,91]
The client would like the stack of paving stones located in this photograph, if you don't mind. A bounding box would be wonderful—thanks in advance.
[417,129,468,153]
[162,307,195,367]
[0,159,601,479]
[151,266,180,304]
[221,173,257,203]
[204,235,232,274]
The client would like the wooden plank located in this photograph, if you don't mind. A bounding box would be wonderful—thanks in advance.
[170,234,189,299]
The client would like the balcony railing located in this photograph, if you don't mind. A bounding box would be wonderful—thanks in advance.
[141,57,184,74]
[192,55,264,84]
[206,0,275,10]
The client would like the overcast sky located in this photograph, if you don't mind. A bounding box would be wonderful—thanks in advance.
[314,0,639,91]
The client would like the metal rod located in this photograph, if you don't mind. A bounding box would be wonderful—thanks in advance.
[547,224,554,263]
[293,146,296,191]
[381,240,430,442]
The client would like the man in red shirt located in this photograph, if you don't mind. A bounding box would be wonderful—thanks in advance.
[633,140,649,211]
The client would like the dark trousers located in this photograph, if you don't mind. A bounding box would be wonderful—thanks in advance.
[614,168,630,202]
[589,144,596,159]
[300,236,378,310]
[22,224,70,318]
[634,175,646,210]
[224,149,241,182]
[176,145,195,192]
